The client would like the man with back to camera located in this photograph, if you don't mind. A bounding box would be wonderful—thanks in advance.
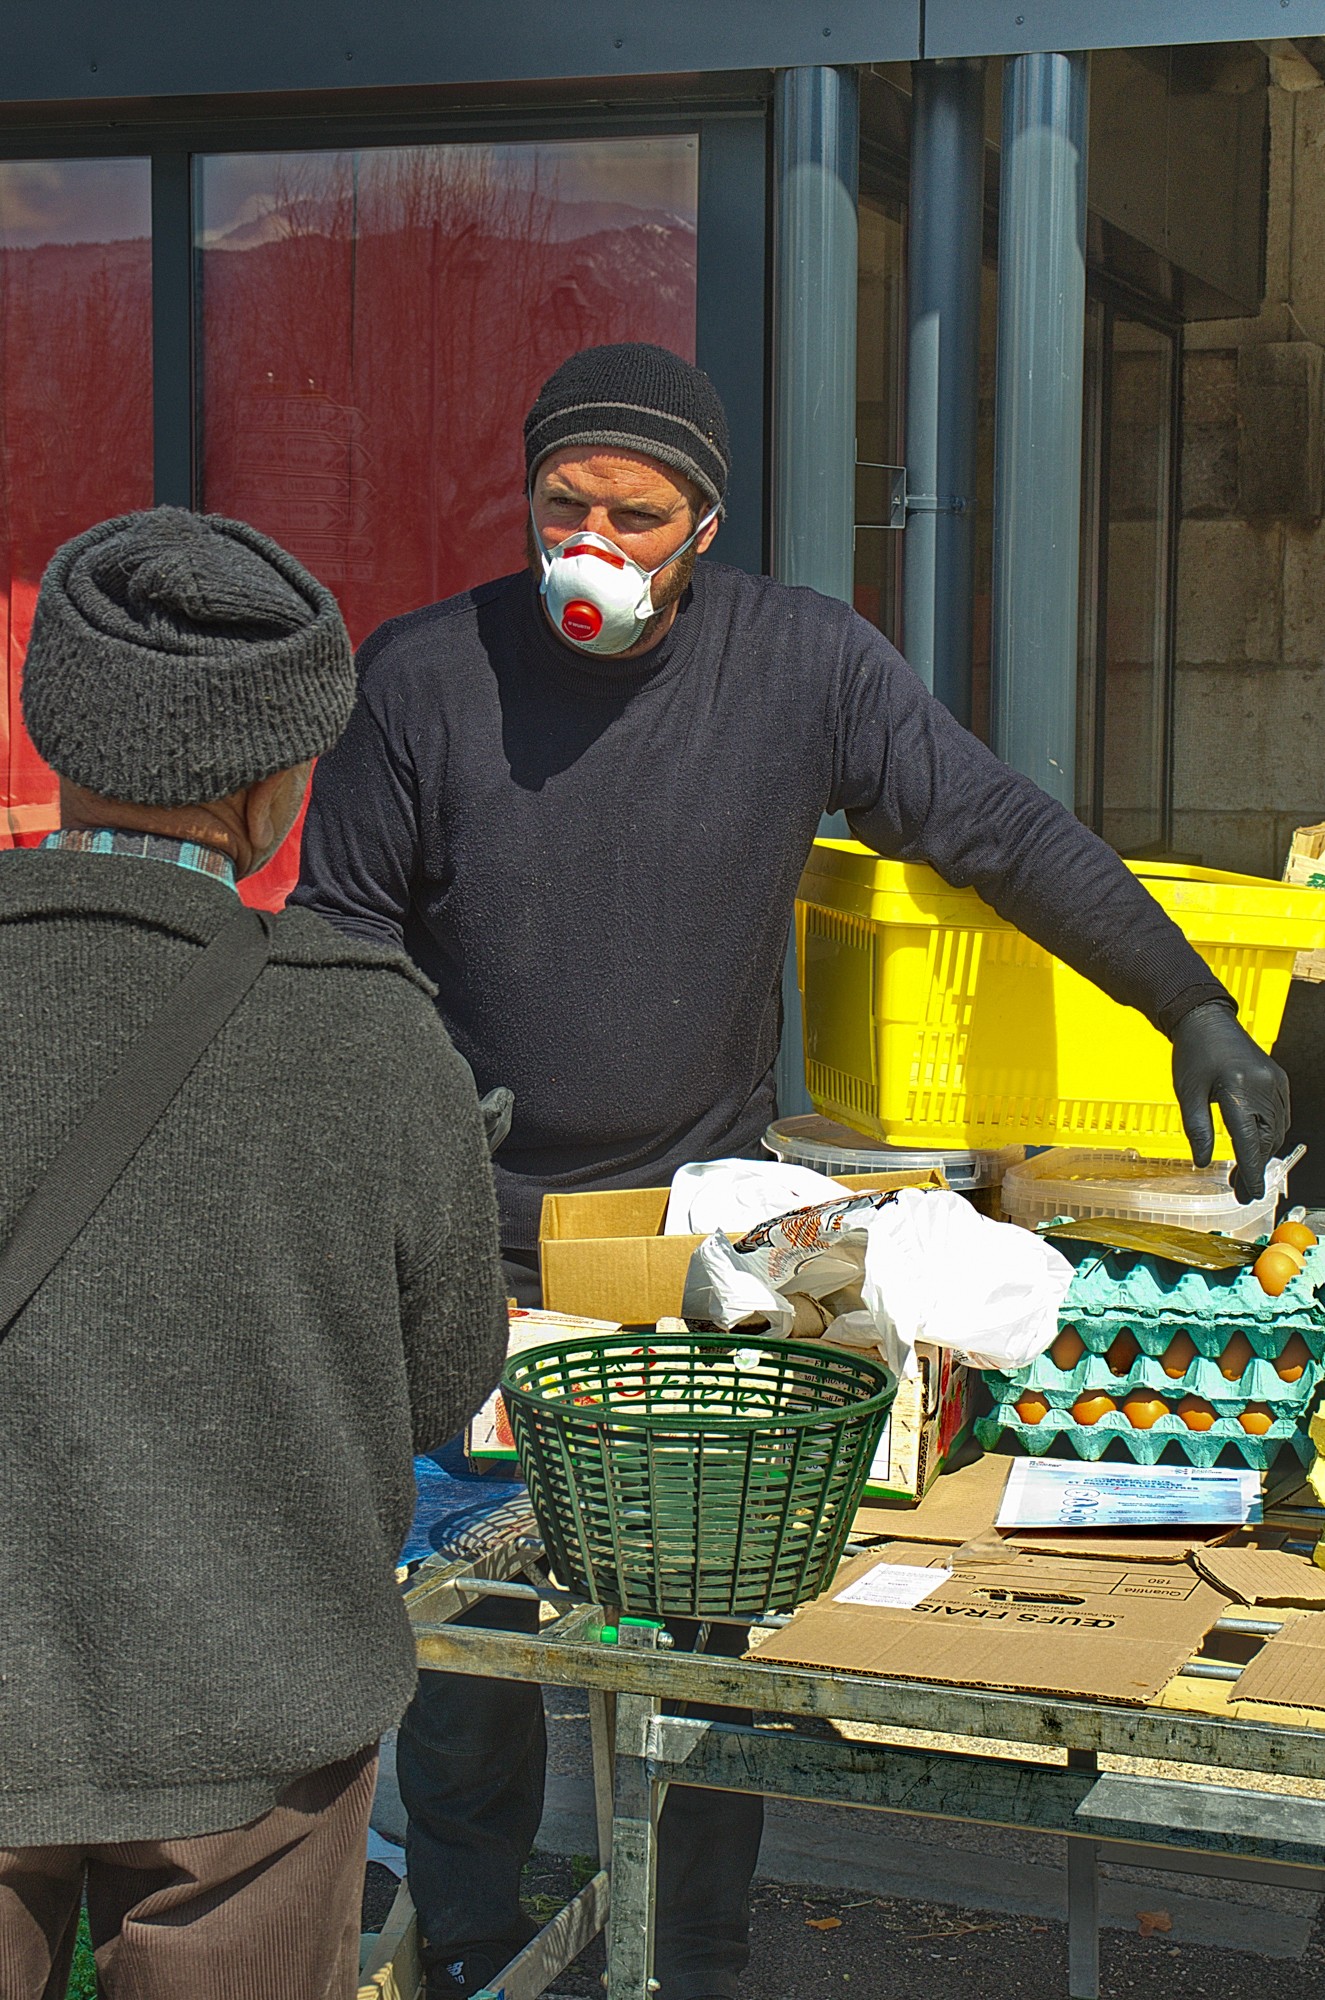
[0,507,507,2000]
[293,341,1289,2000]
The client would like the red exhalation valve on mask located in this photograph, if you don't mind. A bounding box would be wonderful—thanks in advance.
[561,600,604,643]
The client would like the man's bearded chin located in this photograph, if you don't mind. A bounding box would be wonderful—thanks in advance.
[525,526,697,654]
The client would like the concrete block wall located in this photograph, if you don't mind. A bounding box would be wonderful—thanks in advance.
[1175,77,1325,877]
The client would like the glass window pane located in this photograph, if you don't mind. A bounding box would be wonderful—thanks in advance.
[1098,316,1175,854]
[197,137,699,905]
[0,160,153,845]
[854,191,906,644]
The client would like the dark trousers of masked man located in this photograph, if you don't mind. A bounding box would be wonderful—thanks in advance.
[397,1252,765,2000]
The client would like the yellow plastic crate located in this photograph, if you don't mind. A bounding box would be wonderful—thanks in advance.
[795,842,1325,1156]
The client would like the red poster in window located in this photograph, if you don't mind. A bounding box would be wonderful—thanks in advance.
[200,138,699,908]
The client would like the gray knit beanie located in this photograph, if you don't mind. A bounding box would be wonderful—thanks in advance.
[21,507,354,807]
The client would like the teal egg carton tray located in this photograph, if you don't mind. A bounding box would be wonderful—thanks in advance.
[977,1238,1325,1470]
[974,1406,1313,1471]
[985,1346,1323,1408]
[1051,1239,1325,1348]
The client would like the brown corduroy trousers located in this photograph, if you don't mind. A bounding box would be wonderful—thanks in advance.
[0,1744,378,2000]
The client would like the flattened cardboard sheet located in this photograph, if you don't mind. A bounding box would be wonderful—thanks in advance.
[855,1449,1232,1562]
[1231,1613,1325,1711]
[751,1541,1228,1705]
[1193,1536,1325,1611]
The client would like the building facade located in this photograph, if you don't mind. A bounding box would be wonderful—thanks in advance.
[3,1,1324,909]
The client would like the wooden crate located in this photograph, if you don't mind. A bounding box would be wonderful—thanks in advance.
[358,1880,422,2000]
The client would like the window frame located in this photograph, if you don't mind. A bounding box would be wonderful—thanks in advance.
[1077,275,1183,853]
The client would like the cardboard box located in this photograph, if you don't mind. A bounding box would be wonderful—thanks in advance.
[466,1307,620,1464]
[861,1341,975,1504]
[539,1169,944,1326]
[751,1540,1228,1705]
[1284,820,1325,981]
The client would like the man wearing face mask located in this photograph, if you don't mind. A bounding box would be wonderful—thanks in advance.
[294,341,1288,2000]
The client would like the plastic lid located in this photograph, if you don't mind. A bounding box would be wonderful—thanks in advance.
[763,1115,1004,1190]
[1000,1147,1290,1214]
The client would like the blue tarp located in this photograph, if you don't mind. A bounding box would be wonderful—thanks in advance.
[399,1454,529,1567]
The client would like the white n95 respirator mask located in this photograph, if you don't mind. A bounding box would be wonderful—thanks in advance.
[533,502,718,656]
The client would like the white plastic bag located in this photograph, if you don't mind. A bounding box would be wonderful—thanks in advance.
[663,1158,848,1237]
[682,1229,796,1337]
[680,1187,891,1341]
[680,1185,1073,1381]
[860,1188,1074,1376]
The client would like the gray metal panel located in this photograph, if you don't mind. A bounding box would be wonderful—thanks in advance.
[925,0,1325,58]
[4,1,918,105]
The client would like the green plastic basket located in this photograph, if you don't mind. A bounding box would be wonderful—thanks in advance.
[501,1332,895,1618]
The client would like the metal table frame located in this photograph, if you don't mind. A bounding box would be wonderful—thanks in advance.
[405,1548,1325,2000]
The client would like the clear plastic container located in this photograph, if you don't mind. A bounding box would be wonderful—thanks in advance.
[762,1114,1007,1193]
[999,1146,1294,1243]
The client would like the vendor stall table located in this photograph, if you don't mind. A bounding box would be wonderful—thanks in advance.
[359,1540,1325,2000]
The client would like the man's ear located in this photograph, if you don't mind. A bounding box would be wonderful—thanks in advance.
[697,511,721,557]
[243,771,287,861]
[241,763,311,876]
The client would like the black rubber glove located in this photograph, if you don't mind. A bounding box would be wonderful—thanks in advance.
[1170,999,1290,1204]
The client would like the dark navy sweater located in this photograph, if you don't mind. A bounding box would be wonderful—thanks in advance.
[294,562,1226,1248]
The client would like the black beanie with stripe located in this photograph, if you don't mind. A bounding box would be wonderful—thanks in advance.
[523,343,729,511]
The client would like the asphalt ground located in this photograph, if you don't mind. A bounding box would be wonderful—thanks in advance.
[512,1850,1325,2000]
[364,1684,1324,1996]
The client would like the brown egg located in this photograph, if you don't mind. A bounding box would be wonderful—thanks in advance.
[1254,1247,1302,1297]
[1177,1395,1217,1432]
[1121,1392,1170,1431]
[1275,1332,1313,1383]
[1071,1392,1117,1426]
[1160,1332,1198,1380]
[1105,1331,1140,1379]
[1050,1327,1086,1371]
[1217,1332,1255,1382]
[1238,1404,1275,1436]
[1015,1391,1051,1425]
[1271,1221,1318,1254]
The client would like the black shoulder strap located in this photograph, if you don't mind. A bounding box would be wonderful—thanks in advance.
[0,903,271,1344]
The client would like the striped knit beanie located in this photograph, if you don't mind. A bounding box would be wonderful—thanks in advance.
[524,343,729,511]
